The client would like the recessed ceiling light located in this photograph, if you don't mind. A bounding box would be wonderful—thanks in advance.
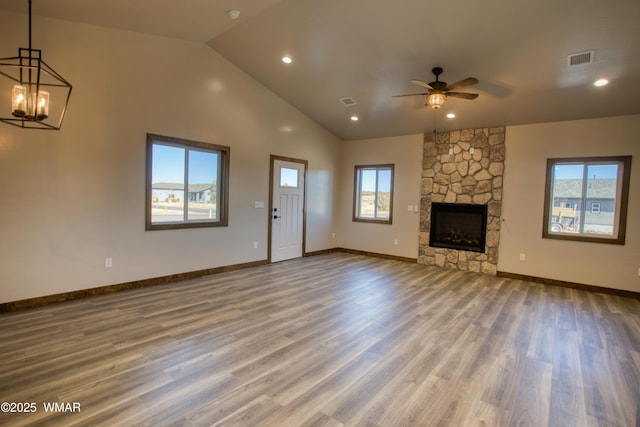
[350,115,359,121]
[226,10,240,20]
[446,113,456,119]
[282,56,293,64]
[593,78,608,87]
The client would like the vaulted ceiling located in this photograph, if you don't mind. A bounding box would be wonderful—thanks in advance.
[2,0,639,140]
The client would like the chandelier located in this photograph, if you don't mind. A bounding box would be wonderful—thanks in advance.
[0,0,72,130]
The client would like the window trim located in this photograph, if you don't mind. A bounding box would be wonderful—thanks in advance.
[146,133,230,231]
[352,164,394,224]
[542,156,631,245]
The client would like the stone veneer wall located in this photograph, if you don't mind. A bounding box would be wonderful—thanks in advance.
[418,127,506,274]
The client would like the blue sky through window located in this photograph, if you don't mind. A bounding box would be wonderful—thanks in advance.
[361,168,391,191]
[189,150,218,185]
[280,167,299,187]
[152,144,217,184]
[152,145,184,184]
[554,164,618,179]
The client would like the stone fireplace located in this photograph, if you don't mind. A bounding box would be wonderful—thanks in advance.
[418,127,505,274]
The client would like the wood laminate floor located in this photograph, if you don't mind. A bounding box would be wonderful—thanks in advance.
[1,253,639,426]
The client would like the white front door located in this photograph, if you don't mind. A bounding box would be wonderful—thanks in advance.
[270,158,305,262]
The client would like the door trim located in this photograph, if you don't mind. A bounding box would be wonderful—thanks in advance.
[268,155,308,263]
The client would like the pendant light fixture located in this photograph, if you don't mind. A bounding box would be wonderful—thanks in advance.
[0,0,72,130]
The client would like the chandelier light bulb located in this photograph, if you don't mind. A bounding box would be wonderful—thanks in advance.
[11,85,27,117]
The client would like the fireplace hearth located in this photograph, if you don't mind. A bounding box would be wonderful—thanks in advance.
[429,203,488,253]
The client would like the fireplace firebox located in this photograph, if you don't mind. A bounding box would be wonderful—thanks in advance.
[429,203,488,253]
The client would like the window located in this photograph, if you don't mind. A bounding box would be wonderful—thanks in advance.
[353,164,394,223]
[280,167,299,188]
[543,156,631,244]
[146,134,230,230]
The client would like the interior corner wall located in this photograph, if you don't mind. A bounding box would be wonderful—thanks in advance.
[499,114,640,292]
[337,134,423,258]
[0,12,341,303]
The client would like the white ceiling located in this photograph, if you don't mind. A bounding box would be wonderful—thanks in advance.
[2,0,639,140]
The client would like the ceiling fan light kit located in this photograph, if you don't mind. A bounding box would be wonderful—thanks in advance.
[394,67,478,110]
[0,0,72,130]
[427,92,446,109]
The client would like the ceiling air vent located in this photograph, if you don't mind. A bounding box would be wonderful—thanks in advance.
[339,97,357,106]
[568,50,594,66]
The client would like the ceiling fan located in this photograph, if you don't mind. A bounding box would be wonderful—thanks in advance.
[393,67,479,109]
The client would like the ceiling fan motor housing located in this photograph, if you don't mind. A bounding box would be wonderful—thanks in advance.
[429,67,447,89]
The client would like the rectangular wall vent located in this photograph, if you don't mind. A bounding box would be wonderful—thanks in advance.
[339,97,357,106]
[568,50,594,66]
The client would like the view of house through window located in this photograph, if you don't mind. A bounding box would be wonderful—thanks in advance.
[146,134,229,230]
[353,164,394,223]
[543,156,631,244]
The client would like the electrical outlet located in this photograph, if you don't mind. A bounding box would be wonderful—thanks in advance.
[105,257,113,268]
[253,241,258,249]
[332,233,336,239]
[394,239,399,245]
[519,253,526,262]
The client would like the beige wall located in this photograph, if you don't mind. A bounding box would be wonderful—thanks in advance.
[337,134,423,258]
[499,114,640,292]
[0,12,341,303]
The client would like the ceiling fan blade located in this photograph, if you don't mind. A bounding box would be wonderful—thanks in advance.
[411,80,434,90]
[446,92,479,99]
[392,92,429,97]
[444,77,479,91]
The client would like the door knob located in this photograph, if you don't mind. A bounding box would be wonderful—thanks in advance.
[273,215,280,219]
